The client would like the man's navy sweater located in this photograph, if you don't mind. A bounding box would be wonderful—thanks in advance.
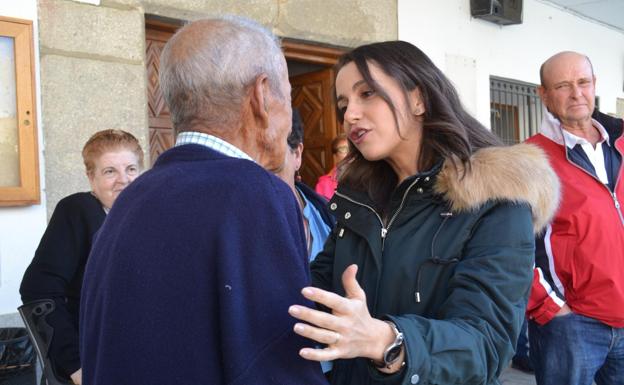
[80,144,327,385]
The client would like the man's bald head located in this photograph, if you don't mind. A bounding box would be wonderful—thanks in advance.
[537,51,596,128]
[539,51,594,87]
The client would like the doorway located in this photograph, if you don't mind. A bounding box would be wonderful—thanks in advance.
[144,18,346,188]
[284,40,345,188]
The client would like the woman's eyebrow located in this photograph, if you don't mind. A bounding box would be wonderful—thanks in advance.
[336,80,369,101]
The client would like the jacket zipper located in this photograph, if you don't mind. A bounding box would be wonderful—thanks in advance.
[334,178,421,313]
[612,192,624,225]
[383,178,421,250]
[334,178,421,252]
[564,149,624,226]
[333,190,385,235]
[333,191,385,313]
[612,137,624,225]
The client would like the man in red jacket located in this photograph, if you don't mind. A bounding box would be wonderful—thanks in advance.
[526,51,624,385]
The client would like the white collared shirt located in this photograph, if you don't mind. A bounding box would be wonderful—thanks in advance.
[561,124,610,184]
[175,131,254,162]
[539,111,611,184]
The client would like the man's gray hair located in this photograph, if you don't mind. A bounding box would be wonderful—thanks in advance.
[159,16,286,133]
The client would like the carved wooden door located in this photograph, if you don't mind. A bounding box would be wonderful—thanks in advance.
[145,24,342,176]
[290,68,341,188]
[146,25,176,165]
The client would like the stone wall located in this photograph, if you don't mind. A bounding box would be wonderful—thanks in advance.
[38,0,397,216]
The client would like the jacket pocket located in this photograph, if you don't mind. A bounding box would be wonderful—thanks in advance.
[413,256,460,308]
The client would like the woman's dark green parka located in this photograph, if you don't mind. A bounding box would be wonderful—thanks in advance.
[311,144,559,385]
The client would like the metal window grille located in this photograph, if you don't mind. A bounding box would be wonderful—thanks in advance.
[490,76,544,144]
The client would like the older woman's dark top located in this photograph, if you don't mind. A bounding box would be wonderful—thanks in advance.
[20,192,105,379]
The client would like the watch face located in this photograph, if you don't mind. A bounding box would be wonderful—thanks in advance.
[384,344,402,364]
[382,322,404,366]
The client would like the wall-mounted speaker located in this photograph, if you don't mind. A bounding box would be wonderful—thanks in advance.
[471,0,523,25]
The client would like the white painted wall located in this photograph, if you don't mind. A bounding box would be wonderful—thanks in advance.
[1,0,622,318]
[398,0,624,127]
[0,0,46,316]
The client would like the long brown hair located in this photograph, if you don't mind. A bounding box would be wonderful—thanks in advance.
[335,41,501,210]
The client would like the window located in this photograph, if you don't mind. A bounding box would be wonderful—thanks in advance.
[490,76,544,144]
[0,16,39,206]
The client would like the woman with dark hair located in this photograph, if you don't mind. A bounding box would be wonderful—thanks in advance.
[20,129,143,385]
[288,41,560,384]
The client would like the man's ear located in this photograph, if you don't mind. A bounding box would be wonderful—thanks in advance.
[537,85,547,102]
[294,143,304,170]
[537,85,556,115]
[250,74,270,128]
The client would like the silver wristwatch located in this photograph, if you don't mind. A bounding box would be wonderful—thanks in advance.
[373,321,404,369]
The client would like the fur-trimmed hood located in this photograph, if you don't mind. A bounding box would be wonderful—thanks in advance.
[434,143,560,233]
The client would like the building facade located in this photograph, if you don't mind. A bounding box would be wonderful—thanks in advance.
[0,0,622,323]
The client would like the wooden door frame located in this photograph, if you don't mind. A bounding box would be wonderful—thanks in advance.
[282,39,345,66]
[285,41,346,186]
[145,16,346,66]
[144,16,348,172]
[145,17,182,34]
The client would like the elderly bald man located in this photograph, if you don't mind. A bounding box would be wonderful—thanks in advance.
[526,51,624,385]
[79,16,328,385]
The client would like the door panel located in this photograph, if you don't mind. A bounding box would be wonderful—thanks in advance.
[146,23,342,180]
[290,68,340,188]
[146,26,175,165]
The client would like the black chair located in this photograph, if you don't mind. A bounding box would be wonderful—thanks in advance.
[18,300,72,385]
[0,327,36,385]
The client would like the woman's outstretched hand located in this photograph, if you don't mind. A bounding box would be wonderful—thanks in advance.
[288,264,394,362]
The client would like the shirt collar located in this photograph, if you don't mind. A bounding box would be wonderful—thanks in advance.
[175,131,254,162]
[539,110,610,149]
[561,126,609,149]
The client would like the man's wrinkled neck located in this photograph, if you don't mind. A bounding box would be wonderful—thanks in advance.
[558,116,602,147]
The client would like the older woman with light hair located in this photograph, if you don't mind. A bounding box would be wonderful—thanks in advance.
[20,129,143,385]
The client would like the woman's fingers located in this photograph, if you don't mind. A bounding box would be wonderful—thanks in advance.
[288,303,338,330]
[289,265,373,362]
[299,265,366,315]
[293,322,341,345]
[299,346,341,362]
[300,286,353,315]
[341,264,366,300]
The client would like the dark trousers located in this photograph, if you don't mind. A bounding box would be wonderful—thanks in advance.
[515,318,529,358]
[529,313,624,385]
